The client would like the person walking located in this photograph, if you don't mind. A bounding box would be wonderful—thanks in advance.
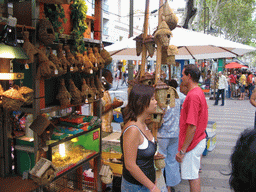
[157,80,186,192]
[121,84,160,192]
[175,64,208,192]
[229,70,237,99]
[121,69,128,86]
[214,71,228,106]
[239,71,247,100]
[247,71,254,99]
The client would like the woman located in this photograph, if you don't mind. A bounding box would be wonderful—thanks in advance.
[121,84,160,192]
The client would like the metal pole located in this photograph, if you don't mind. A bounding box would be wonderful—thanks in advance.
[128,0,134,81]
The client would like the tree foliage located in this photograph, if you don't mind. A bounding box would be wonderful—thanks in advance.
[191,0,256,46]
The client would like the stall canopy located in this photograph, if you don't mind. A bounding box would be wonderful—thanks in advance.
[225,62,248,69]
[105,27,256,60]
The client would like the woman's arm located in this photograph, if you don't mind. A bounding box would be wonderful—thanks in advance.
[250,91,256,107]
[123,126,159,191]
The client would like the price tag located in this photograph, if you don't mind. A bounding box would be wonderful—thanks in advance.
[90,69,93,74]
[55,69,58,75]
[70,66,73,72]
[85,98,88,103]
[82,65,85,70]
[25,64,29,69]
[95,63,98,67]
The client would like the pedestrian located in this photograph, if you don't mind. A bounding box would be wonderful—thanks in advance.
[239,71,246,100]
[229,70,237,99]
[121,84,160,192]
[157,79,186,192]
[115,69,120,89]
[121,69,128,86]
[214,71,228,106]
[175,64,208,192]
[229,128,256,192]
[249,90,256,129]
[247,71,254,99]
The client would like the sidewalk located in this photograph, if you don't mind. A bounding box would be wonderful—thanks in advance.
[108,84,255,191]
[175,98,255,192]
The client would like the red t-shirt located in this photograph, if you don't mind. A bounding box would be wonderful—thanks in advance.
[229,74,237,84]
[178,87,208,152]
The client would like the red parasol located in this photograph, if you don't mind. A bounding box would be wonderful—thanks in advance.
[225,62,248,69]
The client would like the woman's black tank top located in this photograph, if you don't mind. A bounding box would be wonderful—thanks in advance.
[120,125,157,186]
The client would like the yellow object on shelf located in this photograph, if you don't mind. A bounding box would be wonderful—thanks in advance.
[102,152,122,176]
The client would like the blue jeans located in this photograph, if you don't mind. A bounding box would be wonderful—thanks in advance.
[121,177,150,192]
[215,89,225,105]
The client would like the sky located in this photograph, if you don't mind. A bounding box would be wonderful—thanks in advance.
[133,0,186,12]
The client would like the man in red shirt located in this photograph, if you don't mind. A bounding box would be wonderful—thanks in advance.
[176,64,208,192]
[229,71,237,99]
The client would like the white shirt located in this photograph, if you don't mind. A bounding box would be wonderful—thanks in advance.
[218,75,228,90]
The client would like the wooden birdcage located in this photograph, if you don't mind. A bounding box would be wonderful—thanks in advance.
[155,80,169,109]
[154,20,172,47]
[133,34,143,56]
[139,72,154,86]
[144,35,155,58]
[166,86,179,108]
[162,1,178,30]
[161,45,178,65]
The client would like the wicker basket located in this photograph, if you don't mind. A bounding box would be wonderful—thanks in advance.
[163,1,178,30]
[154,21,172,47]
[2,88,25,111]
[48,48,65,76]
[100,48,112,66]
[155,159,166,169]
[56,79,71,107]
[19,86,34,105]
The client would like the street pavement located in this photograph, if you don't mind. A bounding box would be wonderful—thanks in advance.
[109,80,255,192]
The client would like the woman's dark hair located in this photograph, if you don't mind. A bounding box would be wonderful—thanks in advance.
[183,64,201,83]
[123,84,155,124]
[230,128,256,192]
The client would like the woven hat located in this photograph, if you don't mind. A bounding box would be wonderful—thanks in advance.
[38,18,55,46]
[154,21,172,47]
[162,1,178,30]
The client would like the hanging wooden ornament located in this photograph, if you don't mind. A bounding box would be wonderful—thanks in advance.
[56,79,71,107]
[48,48,65,75]
[93,47,105,69]
[56,44,70,72]
[100,48,112,66]
[86,78,96,103]
[166,86,179,108]
[38,18,55,46]
[36,49,57,79]
[83,50,94,74]
[161,45,178,65]
[95,75,105,98]
[154,79,170,109]
[139,72,154,86]
[154,20,172,47]
[75,52,85,72]
[81,78,94,103]
[133,34,143,56]
[17,27,38,64]
[88,47,99,72]
[68,79,83,105]
[64,45,79,73]
[162,1,178,30]
[144,35,155,58]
